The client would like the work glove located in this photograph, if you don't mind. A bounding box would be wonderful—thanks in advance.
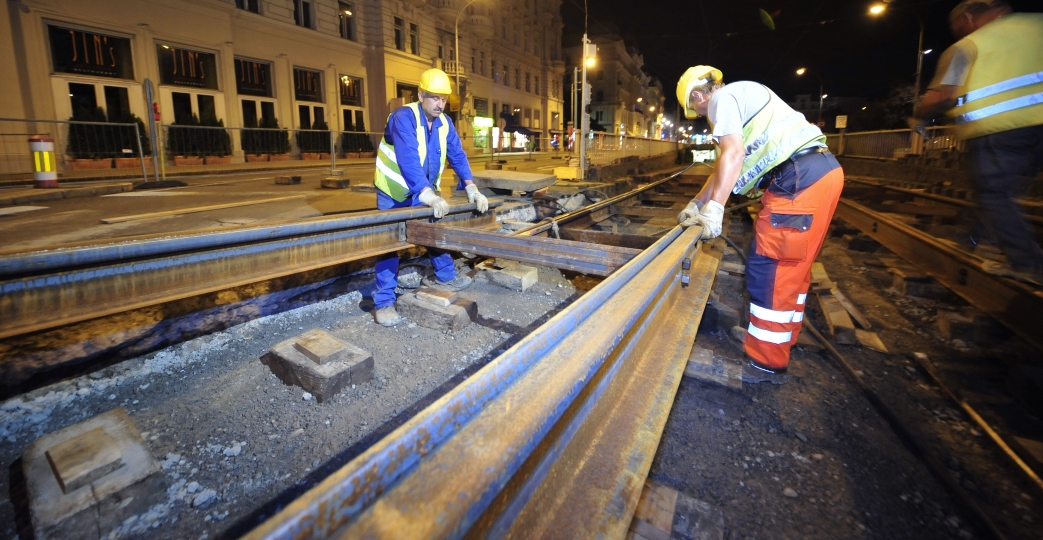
[692,200,725,240]
[465,183,489,214]
[678,199,703,226]
[418,188,450,219]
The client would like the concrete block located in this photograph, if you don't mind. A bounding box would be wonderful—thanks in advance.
[321,177,351,188]
[554,166,584,180]
[484,162,503,170]
[24,408,167,540]
[349,184,376,193]
[500,219,532,231]
[415,287,457,307]
[475,259,538,291]
[396,293,476,332]
[261,332,374,402]
[46,427,123,494]
[276,175,302,185]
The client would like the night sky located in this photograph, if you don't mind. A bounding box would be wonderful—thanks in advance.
[561,0,1041,115]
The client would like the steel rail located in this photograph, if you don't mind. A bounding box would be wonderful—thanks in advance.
[245,224,719,539]
[514,162,702,236]
[834,198,1043,353]
[845,177,1043,226]
[0,203,494,341]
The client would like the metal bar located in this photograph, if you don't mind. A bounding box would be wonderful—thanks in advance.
[835,199,1043,353]
[244,225,692,540]
[0,202,498,277]
[475,241,722,539]
[514,163,698,236]
[846,178,1043,226]
[407,221,641,276]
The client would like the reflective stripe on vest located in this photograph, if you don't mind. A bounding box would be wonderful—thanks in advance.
[724,86,827,197]
[373,102,450,201]
[949,13,1043,139]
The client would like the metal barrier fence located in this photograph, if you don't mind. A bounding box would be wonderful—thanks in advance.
[584,132,679,166]
[824,126,964,160]
[0,118,147,180]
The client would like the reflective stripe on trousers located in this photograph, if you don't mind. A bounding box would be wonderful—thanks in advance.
[745,166,845,370]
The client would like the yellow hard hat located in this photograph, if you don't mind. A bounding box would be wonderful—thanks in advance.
[676,65,723,119]
[419,68,453,95]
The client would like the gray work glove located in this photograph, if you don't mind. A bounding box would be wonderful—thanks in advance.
[678,199,704,226]
[692,200,725,240]
[418,188,450,219]
[465,183,489,214]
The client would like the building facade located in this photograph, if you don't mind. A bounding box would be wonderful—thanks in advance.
[562,35,663,137]
[0,0,565,159]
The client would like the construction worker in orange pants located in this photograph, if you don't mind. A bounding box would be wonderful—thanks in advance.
[675,65,845,384]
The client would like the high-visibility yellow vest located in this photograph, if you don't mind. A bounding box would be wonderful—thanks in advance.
[373,102,449,201]
[949,13,1043,140]
[714,86,826,198]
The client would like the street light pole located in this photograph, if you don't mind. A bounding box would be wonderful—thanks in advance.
[580,33,593,175]
[913,15,925,95]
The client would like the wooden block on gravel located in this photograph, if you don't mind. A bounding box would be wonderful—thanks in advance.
[262,333,373,402]
[321,178,350,189]
[683,346,742,389]
[888,267,950,299]
[855,329,888,353]
[628,481,725,540]
[396,293,476,332]
[415,287,457,307]
[276,175,301,185]
[293,329,353,365]
[476,259,538,292]
[815,290,857,345]
[45,427,123,494]
[810,262,835,290]
[24,408,167,540]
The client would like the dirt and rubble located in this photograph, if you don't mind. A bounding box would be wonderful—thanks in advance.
[1,217,1041,539]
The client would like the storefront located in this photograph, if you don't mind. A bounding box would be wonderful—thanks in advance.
[47,24,144,123]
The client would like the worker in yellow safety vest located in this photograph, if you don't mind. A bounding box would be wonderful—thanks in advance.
[371,68,489,326]
[914,0,1043,285]
[675,66,845,384]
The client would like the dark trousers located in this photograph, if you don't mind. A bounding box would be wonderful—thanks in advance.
[967,124,1043,271]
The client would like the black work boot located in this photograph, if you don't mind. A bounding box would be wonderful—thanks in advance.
[741,359,789,385]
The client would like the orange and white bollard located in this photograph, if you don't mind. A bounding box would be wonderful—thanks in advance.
[29,135,58,188]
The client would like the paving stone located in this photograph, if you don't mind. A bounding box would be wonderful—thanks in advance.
[471,170,556,192]
[24,408,167,540]
[321,178,350,188]
[261,333,374,402]
[475,259,538,291]
[396,293,476,332]
[45,427,123,494]
[276,175,302,185]
[292,329,354,366]
[414,287,457,307]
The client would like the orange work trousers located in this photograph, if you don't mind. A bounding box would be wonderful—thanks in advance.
[744,155,844,370]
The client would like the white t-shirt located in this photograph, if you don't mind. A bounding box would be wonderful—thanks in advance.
[708,81,823,149]
[707,81,771,142]
[928,40,976,89]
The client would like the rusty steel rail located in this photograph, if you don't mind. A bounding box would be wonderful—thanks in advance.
[0,202,495,341]
[245,224,722,539]
[835,198,1043,353]
[845,177,1043,226]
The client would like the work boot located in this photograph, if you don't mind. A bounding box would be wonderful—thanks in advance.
[729,325,747,345]
[422,274,473,292]
[981,260,1043,287]
[741,360,789,385]
[374,306,403,327]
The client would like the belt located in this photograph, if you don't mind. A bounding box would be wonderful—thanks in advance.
[757,146,829,190]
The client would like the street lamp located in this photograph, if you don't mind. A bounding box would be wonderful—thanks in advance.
[454,0,483,121]
[868,2,927,94]
[796,67,825,124]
